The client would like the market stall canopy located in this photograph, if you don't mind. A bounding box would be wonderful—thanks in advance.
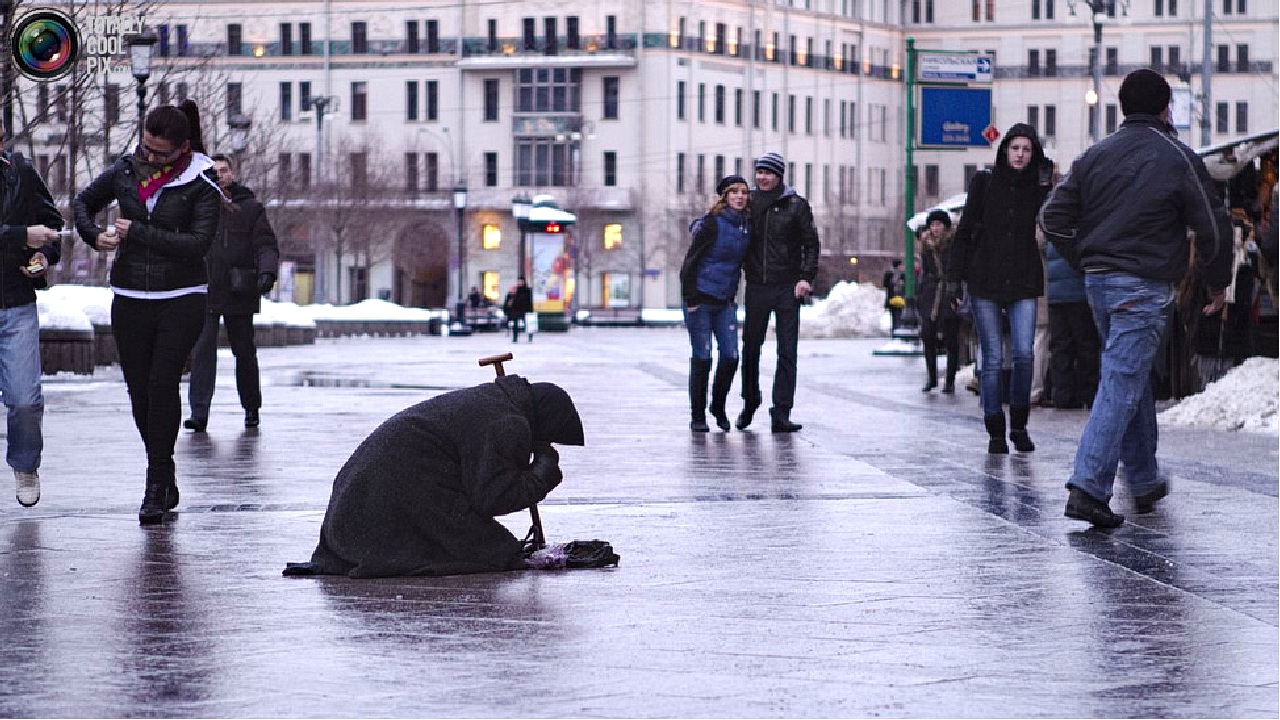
[1195,129,1278,182]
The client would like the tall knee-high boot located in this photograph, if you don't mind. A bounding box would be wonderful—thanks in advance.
[689,359,713,432]
[708,358,738,431]
[1009,405,1035,452]
[942,347,958,394]
[984,412,1009,454]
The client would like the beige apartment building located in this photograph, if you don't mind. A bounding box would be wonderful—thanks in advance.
[12,0,1277,310]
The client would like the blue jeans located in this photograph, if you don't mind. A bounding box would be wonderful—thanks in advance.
[684,301,739,361]
[0,303,44,473]
[970,296,1038,416]
[1068,273,1174,502]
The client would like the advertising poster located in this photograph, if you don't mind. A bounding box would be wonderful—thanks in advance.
[530,233,567,312]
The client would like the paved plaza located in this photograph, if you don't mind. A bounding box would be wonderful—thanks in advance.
[0,327,1275,718]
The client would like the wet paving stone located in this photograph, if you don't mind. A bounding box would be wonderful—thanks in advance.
[0,330,1275,718]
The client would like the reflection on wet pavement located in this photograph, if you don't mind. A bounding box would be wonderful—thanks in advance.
[0,332,1274,717]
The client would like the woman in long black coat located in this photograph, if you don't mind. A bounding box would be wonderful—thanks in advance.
[286,376,584,578]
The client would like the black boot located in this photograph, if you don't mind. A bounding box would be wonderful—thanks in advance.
[689,359,712,432]
[984,413,1009,454]
[139,463,178,525]
[1009,406,1035,452]
[736,368,761,430]
[708,358,738,432]
[770,407,802,433]
[922,350,937,392]
[942,352,957,394]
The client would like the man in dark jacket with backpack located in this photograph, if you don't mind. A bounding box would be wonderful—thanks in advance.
[736,152,820,433]
[0,124,62,508]
[184,154,279,431]
[1039,69,1233,528]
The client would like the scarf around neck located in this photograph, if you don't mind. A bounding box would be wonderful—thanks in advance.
[134,148,191,204]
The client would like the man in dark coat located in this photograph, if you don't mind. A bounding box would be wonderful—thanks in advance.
[502,277,535,342]
[285,376,584,578]
[737,152,820,433]
[184,154,280,431]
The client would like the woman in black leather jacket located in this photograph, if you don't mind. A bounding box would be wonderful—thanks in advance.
[73,101,223,525]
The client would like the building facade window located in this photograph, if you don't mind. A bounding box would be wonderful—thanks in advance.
[603,77,619,120]
[603,151,617,187]
[425,153,439,191]
[714,85,725,124]
[226,82,243,117]
[515,68,581,113]
[281,23,293,55]
[426,20,439,53]
[426,80,439,120]
[676,80,686,120]
[676,152,685,193]
[1045,105,1057,137]
[515,139,574,186]
[352,22,367,54]
[406,81,419,121]
[1216,101,1229,133]
[484,153,498,187]
[484,79,500,121]
[280,82,293,121]
[300,22,312,54]
[734,88,744,127]
[925,164,939,196]
[351,82,367,121]
[227,23,242,56]
[1236,101,1248,133]
[405,153,419,192]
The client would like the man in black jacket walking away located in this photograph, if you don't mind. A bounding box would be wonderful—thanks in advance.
[736,152,820,433]
[0,124,63,507]
[1039,70,1232,528]
[185,154,279,431]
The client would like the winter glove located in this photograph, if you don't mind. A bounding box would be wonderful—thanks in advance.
[258,272,276,297]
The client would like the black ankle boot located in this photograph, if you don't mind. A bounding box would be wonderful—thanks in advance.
[770,408,802,433]
[984,413,1009,454]
[1009,406,1035,452]
[139,464,178,525]
[689,359,712,433]
[708,358,738,432]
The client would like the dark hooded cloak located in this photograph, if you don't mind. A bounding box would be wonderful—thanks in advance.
[288,375,584,578]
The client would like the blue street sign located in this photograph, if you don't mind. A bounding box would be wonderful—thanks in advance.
[919,87,992,147]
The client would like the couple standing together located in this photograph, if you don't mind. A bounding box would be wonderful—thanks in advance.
[679,152,820,434]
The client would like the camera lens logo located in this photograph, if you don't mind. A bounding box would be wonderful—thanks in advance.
[11,10,80,81]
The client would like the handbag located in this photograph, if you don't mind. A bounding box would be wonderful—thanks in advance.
[228,267,256,294]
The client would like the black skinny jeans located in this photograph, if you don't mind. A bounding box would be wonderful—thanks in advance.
[188,312,261,421]
[740,283,801,413]
[111,293,207,471]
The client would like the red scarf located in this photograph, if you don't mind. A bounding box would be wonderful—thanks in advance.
[136,153,191,204]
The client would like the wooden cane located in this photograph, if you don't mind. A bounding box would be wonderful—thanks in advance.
[477,352,546,550]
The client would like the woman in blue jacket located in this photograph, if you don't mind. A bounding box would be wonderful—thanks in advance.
[679,175,751,432]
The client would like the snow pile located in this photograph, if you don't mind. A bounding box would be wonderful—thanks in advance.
[1158,357,1278,434]
[800,281,889,338]
[36,284,111,330]
[308,299,442,321]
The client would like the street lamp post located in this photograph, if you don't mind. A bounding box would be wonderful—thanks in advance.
[126,30,158,143]
[453,184,468,326]
[511,193,532,281]
[1069,0,1128,143]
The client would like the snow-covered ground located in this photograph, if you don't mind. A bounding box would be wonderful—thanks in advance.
[31,283,1279,434]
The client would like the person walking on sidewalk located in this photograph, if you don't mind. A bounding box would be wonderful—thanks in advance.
[0,122,64,508]
[184,154,279,432]
[917,210,960,394]
[1039,69,1232,528]
[1044,241,1099,409]
[947,124,1053,454]
[737,152,820,433]
[73,101,222,525]
[503,277,534,342]
[680,175,751,432]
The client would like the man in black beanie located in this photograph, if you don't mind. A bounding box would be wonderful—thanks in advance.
[1038,68,1232,528]
[737,152,820,432]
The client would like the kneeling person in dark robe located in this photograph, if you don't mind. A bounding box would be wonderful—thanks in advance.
[285,376,584,578]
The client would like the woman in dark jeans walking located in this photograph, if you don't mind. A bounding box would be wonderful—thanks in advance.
[679,175,751,432]
[74,100,222,524]
[948,123,1053,454]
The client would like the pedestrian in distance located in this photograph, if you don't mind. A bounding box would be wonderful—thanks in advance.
[502,277,534,342]
[680,174,751,432]
[73,100,223,525]
[1044,241,1100,409]
[283,375,584,578]
[0,121,64,508]
[184,153,279,433]
[883,258,906,333]
[947,123,1054,454]
[737,152,820,433]
[917,210,961,394]
[1039,69,1233,528]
